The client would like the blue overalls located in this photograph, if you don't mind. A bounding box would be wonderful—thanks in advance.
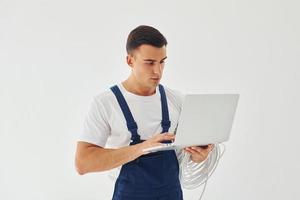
[110,84,183,200]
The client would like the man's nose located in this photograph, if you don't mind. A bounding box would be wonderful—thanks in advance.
[153,63,163,75]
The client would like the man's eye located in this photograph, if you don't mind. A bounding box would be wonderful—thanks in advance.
[146,62,154,65]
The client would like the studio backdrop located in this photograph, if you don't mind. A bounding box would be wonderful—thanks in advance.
[0,0,299,199]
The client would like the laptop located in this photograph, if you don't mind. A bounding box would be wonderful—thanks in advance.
[143,94,239,153]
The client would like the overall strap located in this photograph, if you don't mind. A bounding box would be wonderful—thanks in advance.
[110,85,140,144]
[159,84,171,133]
[110,84,171,145]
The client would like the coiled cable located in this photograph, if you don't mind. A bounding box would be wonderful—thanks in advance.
[177,143,226,200]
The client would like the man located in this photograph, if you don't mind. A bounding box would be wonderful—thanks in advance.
[75,25,214,200]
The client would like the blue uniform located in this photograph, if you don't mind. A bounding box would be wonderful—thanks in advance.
[110,84,183,200]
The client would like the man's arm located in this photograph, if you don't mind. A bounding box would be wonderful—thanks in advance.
[75,132,175,175]
[75,142,141,175]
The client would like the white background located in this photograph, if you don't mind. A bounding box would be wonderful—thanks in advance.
[1,0,299,199]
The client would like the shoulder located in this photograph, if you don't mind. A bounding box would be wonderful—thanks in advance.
[93,89,114,104]
[163,85,185,103]
[88,88,116,118]
[162,85,185,110]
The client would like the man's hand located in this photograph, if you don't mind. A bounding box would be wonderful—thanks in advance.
[135,132,175,155]
[75,133,175,174]
[184,144,214,163]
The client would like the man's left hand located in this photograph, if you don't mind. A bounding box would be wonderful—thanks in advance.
[184,144,214,163]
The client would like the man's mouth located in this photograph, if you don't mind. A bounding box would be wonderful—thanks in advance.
[150,78,159,82]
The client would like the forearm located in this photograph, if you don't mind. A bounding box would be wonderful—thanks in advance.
[76,143,142,175]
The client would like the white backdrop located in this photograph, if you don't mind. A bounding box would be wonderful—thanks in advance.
[1,0,299,199]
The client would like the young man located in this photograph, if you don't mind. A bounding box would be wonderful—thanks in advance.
[75,25,214,200]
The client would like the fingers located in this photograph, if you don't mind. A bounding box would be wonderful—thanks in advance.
[184,147,199,155]
[201,144,214,152]
[154,132,175,142]
[184,144,214,154]
[185,147,205,154]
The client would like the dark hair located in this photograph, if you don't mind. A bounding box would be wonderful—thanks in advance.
[126,25,168,54]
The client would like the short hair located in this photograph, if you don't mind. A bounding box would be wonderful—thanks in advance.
[126,25,168,54]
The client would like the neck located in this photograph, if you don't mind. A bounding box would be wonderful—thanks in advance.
[122,76,157,96]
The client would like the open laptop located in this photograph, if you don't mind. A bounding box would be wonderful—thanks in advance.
[143,94,239,153]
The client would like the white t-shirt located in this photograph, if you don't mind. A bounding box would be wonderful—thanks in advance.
[78,83,185,178]
[79,83,185,147]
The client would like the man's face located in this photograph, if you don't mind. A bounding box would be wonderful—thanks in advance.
[127,44,167,89]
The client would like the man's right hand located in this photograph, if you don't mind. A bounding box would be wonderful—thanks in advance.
[135,132,175,156]
[75,133,175,174]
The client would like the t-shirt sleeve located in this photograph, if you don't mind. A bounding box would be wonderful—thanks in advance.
[78,97,111,147]
[176,90,186,110]
[167,87,186,113]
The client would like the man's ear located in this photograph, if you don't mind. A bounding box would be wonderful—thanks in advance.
[126,54,133,68]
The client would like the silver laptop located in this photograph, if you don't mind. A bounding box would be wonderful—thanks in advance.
[143,94,239,153]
